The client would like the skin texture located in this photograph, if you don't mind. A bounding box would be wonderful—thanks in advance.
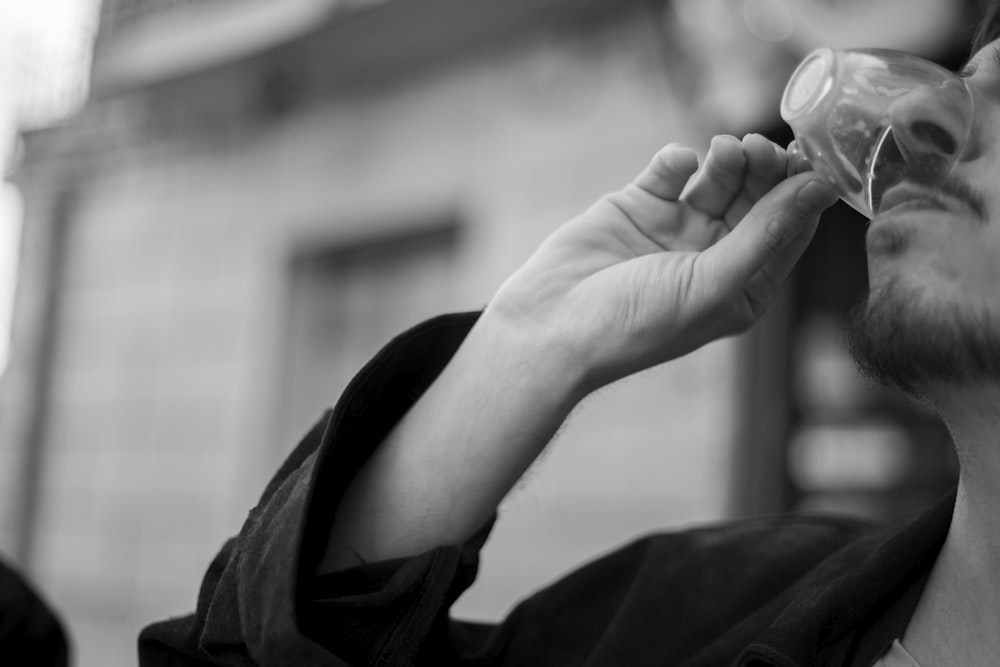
[320,134,837,572]
[848,36,1000,667]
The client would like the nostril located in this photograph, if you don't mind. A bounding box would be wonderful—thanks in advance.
[910,121,958,155]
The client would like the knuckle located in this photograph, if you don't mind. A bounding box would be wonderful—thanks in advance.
[651,157,682,185]
[732,309,757,333]
[761,215,790,256]
[746,294,770,322]
[654,144,693,172]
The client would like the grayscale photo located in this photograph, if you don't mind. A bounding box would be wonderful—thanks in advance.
[0,0,994,665]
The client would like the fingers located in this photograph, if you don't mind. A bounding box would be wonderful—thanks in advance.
[633,143,700,201]
[701,172,838,293]
[682,135,747,218]
[785,140,812,177]
[723,134,787,226]
[604,143,708,251]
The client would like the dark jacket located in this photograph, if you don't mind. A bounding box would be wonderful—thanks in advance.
[138,312,952,667]
[0,555,68,666]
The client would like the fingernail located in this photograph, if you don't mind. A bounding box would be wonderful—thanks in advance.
[712,134,739,149]
[664,146,699,171]
[795,179,839,211]
[787,154,811,178]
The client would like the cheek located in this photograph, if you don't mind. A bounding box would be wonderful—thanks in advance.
[924,232,1000,303]
[865,229,1000,307]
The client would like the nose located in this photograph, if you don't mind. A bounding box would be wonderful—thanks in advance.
[886,82,977,163]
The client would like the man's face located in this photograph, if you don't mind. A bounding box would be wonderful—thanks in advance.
[848,36,1000,395]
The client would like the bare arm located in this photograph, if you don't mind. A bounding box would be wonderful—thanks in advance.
[318,135,837,573]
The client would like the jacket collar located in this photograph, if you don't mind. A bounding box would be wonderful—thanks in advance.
[737,489,956,667]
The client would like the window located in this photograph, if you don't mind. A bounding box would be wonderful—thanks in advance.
[274,223,460,449]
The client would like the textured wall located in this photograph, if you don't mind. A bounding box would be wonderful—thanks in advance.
[1,9,740,665]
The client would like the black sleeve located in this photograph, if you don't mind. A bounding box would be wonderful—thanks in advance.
[0,557,69,667]
[138,312,488,667]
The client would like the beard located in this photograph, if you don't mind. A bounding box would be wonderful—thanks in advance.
[846,275,1000,397]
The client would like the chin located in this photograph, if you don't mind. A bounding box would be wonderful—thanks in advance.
[847,275,1000,396]
[866,222,912,258]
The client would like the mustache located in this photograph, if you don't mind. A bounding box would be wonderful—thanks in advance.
[869,129,986,221]
[938,176,987,222]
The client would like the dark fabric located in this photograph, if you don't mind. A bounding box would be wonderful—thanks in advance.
[0,555,69,667]
[734,487,950,667]
[138,311,954,667]
[845,569,930,667]
[138,313,480,667]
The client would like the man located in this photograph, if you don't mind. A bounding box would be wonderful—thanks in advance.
[139,7,1000,666]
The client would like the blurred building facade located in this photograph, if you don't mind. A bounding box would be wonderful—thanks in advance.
[0,0,973,665]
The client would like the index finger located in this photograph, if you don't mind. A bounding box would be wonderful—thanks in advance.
[701,173,837,292]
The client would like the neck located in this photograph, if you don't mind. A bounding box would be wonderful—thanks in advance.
[931,382,1000,554]
[903,382,1000,666]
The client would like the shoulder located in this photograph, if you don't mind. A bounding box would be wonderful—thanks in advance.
[648,512,877,561]
[631,512,879,592]
[494,513,879,663]
[523,512,878,607]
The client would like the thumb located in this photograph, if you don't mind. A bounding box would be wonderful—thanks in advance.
[703,172,838,290]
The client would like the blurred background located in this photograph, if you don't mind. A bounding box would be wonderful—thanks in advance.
[0,0,985,664]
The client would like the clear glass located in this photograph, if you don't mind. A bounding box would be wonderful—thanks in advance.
[781,48,975,219]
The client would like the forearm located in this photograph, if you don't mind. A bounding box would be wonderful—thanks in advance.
[316,137,833,575]
[318,307,588,574]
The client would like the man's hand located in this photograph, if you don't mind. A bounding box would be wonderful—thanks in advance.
[490,133,838,391]
[321,135,838,571]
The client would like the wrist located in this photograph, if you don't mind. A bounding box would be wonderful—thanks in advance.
[470,302,594,408]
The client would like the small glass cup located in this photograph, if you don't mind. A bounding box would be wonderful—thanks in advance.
[781,48,975,219]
